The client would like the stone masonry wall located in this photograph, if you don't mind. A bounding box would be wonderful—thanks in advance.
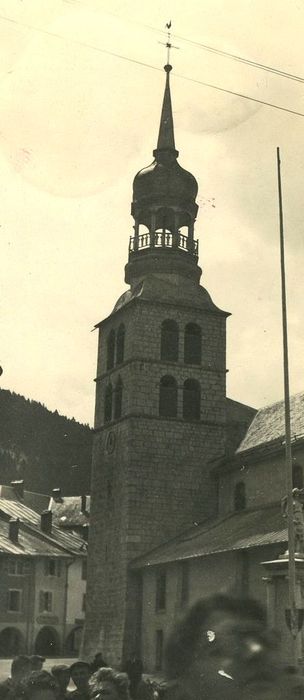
[82,292,227,664]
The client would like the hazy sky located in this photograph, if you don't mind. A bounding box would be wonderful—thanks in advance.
[1,0,304,425]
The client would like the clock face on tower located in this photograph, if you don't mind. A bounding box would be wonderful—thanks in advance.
[105,431,116,454]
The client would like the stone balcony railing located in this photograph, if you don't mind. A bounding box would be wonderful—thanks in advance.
[128,231,199,259]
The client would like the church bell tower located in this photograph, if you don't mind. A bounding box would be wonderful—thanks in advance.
[82,63,229,664]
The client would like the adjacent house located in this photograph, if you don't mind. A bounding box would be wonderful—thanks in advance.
[0,495,87,657]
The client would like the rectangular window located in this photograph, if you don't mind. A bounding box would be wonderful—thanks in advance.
[180,560,190,607]
[8,559,30,576]
[155,630,164,671]
[44,559,61,577]
[81,559,87,581]
[155,570,166,611]
[8,589,22,612]
[39,591,53,613]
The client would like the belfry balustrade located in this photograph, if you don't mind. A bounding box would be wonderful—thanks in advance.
[129,230,199,259]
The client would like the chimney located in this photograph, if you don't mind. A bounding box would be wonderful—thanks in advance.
[41,510,52,535]
[11,480,24,500]
[9,518,20,543]
[52,487,63,503]
[82,523,89,541]
[80,494,87,513]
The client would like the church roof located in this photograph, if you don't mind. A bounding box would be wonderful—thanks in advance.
[131,503,286,569]
[236,390,304,454]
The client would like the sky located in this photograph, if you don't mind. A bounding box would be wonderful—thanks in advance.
[0,0,304,426]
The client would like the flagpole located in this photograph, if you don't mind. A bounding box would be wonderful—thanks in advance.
[277,147,297,656]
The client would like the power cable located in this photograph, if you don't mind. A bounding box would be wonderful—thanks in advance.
[171,33,304,86]
[61,0,304,86]
[0,12,304,118]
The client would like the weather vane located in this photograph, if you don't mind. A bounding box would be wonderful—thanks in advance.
[159,21,179,65]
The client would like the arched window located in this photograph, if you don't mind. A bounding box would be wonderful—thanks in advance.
[104,383,113,423]
[183,379,200,420]
[184,323,202,365]
[159,376,178,418]
[114,377,123,419]
[234,482,246,511]
[116,324,125,365]
[293,463,303,489]
[106,330,115,370]
[161,320,179,362]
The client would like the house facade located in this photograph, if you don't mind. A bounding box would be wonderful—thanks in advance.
[0,495,87,657]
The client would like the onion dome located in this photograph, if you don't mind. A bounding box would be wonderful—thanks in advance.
[132,64,198,228]
[126,63,201,286]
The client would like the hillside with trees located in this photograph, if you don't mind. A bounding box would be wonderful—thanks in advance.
[0,389,92,495]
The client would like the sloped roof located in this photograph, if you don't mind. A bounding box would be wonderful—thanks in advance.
[0,485,50,512]
[237,391,304,454]
[0,517,73,557]
[0,498,86,556]
[131,504,286,569]
[50,496,90,528]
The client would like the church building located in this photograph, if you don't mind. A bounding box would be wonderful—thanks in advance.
[82,62,304,668]
[82,62,255,665]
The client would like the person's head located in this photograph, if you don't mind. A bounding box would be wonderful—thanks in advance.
[51,664,70,692]
[89,668,130,700]
[29,657,45,672]
[165,594,278,684]
[93,654,106,667]
[70,661,91,691]
[11,656,32,683]
[15,670,58,700]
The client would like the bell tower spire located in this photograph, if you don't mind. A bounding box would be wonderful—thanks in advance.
[155,64,177,156]
[126,62,201,287]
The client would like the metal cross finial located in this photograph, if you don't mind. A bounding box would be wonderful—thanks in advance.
[159,21,179,65]
[165,20,172,64]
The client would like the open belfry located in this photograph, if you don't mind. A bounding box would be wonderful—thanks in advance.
[82,61,231,663]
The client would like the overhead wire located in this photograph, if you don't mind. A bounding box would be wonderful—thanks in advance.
[0,11,304,118]
[61,0,304,86]
[172,32,304,85]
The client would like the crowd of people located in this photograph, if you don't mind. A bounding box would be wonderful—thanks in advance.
[0,653,142,700]
[1,594,304,700]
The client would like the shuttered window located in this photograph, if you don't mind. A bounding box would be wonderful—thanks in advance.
[39,591,53,613]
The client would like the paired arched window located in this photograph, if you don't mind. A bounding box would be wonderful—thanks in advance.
[183,379,201,420]
[106,330,115,370]
[159,376,178,418]
[114,377,123,419]
[293,463,303,489]
[184,323,202,365]
[116,324,125,365]
[234,481,246,511]
[161,320,179,362]
[104,383,113,423]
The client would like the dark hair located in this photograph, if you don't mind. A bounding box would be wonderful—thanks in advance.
[89,668,130,700]
[165,594,266,679]
[11,656,32,678]
[70,661,91,677]
[15,671,58,699]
